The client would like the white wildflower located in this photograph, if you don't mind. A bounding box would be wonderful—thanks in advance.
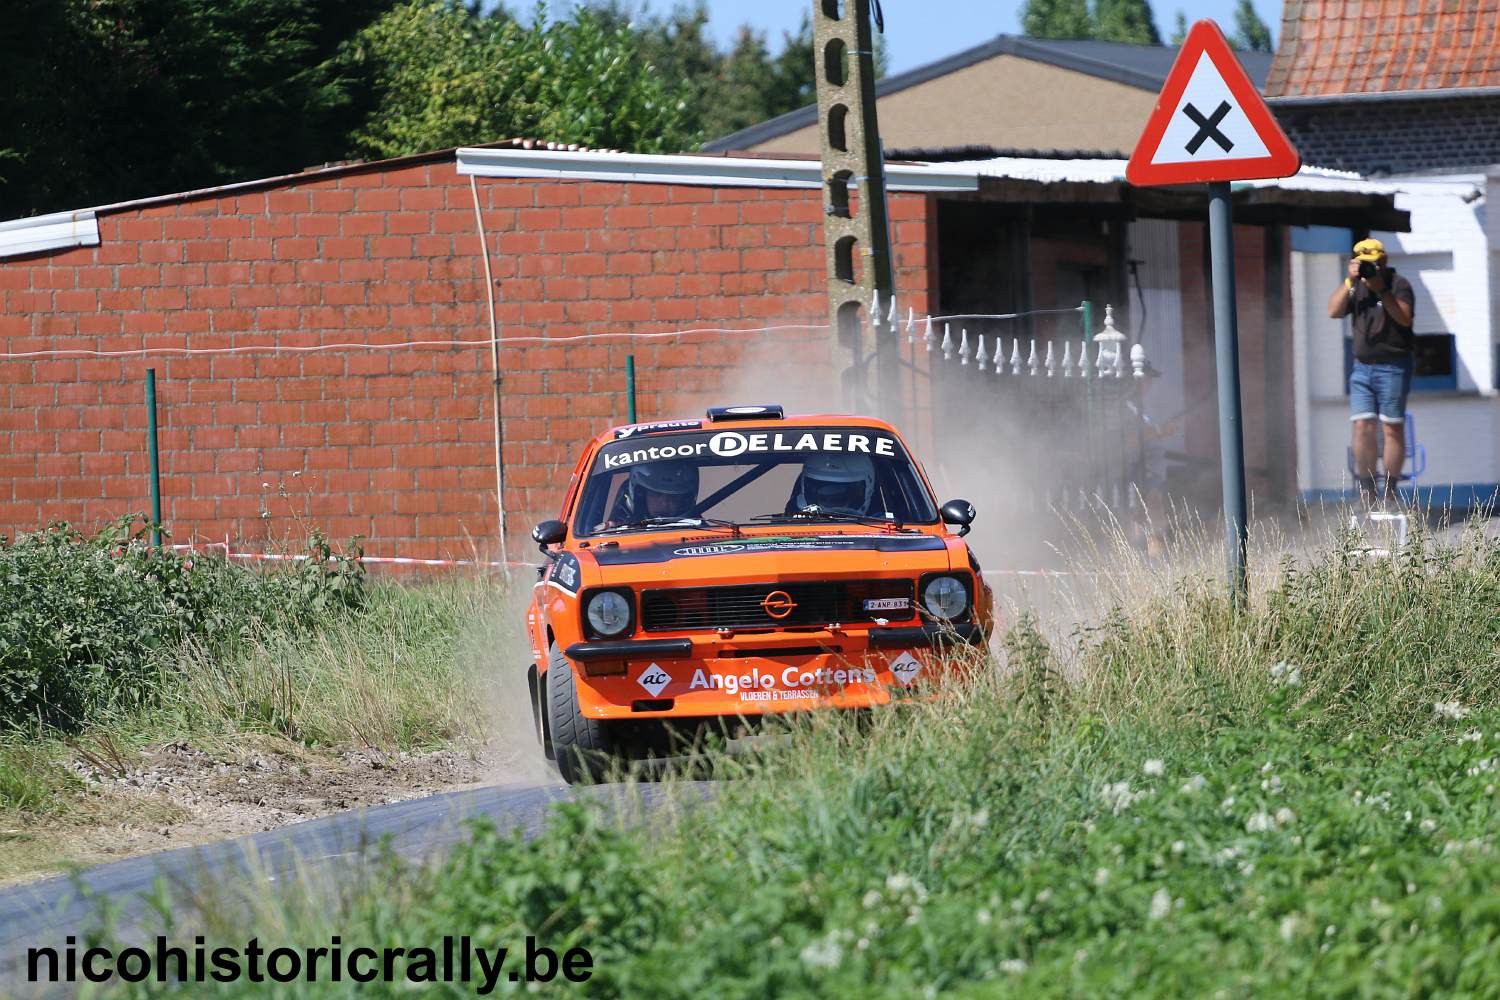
[1279,915,1301,942]
[1143,759,1165,777]
[1406,882,1417,895]
[1171,840,1187,856]
[1270,661,1302,687]
[1370,898,1394,918]
[1035,888,1054,905]
[970,808,991,828]
[1101,781,1139,815]
[1181,774,1207,793]
[1261,774,1283,793]
[1291,835,1303,846]
[1094,867,1111,887]
[999,959,1027,975]
[885,873,927,902]
[1149,888,1173,920]
[1463,730,1483,743]
[856,938,869,951]
[1237,861,1256,876]
[1467,758,1495,777]
[800,935,843,970]
[1218,846,1242,862]
[1275,807,1297,826]
[1325,925,1337,938]
[862,890,882,909]
[976,908,992,926]
[1261,761,1275,774]
[1220,796,1237,811]
[1434,701,1468,720]
[1247,812,1276,833]
[1428,896,1443,912]
[1420,818,1437,833]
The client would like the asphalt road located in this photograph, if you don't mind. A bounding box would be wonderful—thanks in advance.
[0,778,595,994]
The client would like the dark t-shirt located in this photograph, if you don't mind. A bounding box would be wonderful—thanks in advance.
[1349,269,1416,364]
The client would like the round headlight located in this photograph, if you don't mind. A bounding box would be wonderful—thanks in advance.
[586,591,632,637]
[922,576,968,620]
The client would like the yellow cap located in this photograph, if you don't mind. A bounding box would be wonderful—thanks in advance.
[1353,238,1386,262]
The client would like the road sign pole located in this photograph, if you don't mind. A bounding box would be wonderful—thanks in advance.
[1207,181,1248,603]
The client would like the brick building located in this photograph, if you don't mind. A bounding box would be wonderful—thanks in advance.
[0,146,968,560]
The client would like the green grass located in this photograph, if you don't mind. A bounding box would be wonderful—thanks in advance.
[105,525,1500,997]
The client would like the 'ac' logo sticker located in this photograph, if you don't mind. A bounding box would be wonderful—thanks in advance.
[636,663,671,697]
[889,652,923,686]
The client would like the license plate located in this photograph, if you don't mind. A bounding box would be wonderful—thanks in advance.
[864,598,910,611]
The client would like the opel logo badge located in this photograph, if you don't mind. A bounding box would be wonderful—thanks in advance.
[762,590,796,619]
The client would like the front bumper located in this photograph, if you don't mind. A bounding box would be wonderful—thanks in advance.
[564,623,983,662]
[560,623,987,720]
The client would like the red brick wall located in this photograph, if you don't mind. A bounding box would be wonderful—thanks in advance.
[0,157,936,559]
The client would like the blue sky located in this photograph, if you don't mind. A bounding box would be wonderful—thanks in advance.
[529,2,1282,74]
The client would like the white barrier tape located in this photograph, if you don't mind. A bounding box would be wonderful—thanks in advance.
[0,324,827,360]
[168,543,528,570]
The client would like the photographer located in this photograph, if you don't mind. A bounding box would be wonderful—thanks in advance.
[1326,238,1416,506]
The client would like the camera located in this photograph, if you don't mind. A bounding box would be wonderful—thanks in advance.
[1357,260,1379,280]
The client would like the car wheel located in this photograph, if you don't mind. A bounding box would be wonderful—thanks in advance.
[546,642,613,784]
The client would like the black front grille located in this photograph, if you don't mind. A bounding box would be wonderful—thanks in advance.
[640,580,914,632]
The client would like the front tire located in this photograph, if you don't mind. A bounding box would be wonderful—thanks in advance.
[545,642,614,784]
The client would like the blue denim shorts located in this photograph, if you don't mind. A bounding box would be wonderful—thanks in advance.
[1349,358,1413,424]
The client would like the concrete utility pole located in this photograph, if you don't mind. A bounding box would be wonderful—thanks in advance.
[813,0,897,414]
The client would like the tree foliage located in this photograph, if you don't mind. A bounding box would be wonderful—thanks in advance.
[1230,0,1274,53]
[1092,0,1162,44]
[0,0,831,216]
[1021,0,1093,39]
[344,1,700,157]
[0,0,395,219]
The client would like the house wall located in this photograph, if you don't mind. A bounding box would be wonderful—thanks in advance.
[747,55,1158,156]
[1290,176,1500,501]
[0,158,936,559]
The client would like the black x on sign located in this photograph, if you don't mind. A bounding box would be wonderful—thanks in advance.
[1183,101,1233,155]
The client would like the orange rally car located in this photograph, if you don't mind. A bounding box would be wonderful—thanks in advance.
[524,405,995,783]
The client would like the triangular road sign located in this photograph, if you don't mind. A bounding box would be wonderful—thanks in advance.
[1126,20,1300,186]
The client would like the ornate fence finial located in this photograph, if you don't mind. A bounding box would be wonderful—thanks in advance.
[888,295,898,329]
[1044,340,1056,377]
[1009,337,1022,375]
[1130,342,1147,379]
[941,323,954,361]
[1094,303,1126,378]
[906,307,917,345]
[871,289,882,329]
[975,334,988,370]
[1061,339,1074,377]
[923,315,935,353]
[959,328,971,366]
[1027,338,1039,376]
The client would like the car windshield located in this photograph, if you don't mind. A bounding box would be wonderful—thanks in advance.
[572,425,939,536]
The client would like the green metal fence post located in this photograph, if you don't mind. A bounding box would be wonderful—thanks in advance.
[145,368,162,548]
[626,354,637,423]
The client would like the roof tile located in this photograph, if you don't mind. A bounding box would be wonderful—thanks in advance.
[1267,0,1500,96]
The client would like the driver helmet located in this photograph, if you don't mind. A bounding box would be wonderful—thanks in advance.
[627,459,698,518]
[796,452,876,514]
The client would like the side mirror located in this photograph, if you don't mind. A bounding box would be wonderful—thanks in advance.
[940,499,976,537]
[532,519,566,552]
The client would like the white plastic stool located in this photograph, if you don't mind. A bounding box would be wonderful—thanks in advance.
[1349,511,1409,557]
